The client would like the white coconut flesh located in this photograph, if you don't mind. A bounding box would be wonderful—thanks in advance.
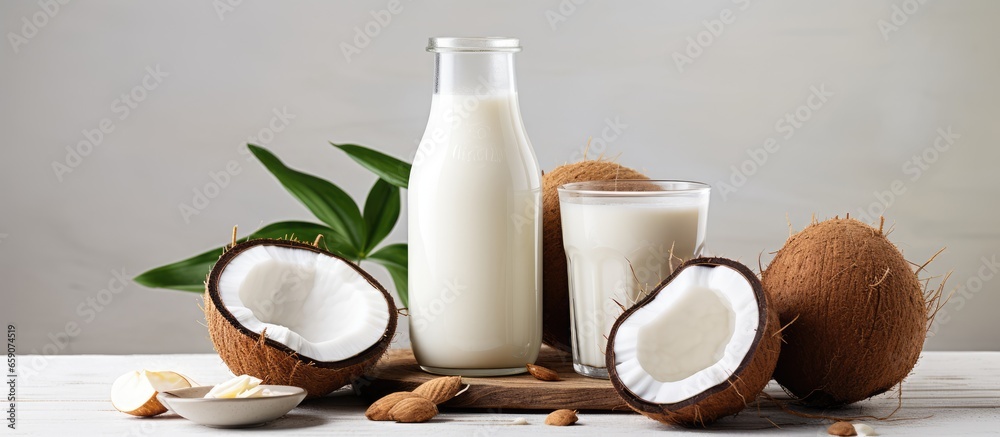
[612,264,760,404]
[217,244,391,363]
[110,370,191,414]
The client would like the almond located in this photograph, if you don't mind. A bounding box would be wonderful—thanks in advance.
[545,409,578,426]
[526,364,561,381]
[412,376,463,404]
[365,391,420,421]
[388,396,439,423]
[827,421,857,436]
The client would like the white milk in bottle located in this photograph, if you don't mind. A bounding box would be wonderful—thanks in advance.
[408,37,542,376]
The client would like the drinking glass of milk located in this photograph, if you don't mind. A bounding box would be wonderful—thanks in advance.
[408,37,543,376]
[558,180,710,378]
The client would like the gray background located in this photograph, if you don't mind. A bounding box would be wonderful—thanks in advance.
[1,0,997,355]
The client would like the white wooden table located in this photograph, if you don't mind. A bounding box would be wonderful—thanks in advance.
[10,352,1000,436]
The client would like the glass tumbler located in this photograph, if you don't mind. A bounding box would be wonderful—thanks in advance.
[558,180,710,378]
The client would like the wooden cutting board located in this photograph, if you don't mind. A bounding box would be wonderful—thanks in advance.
[357,346,630,411]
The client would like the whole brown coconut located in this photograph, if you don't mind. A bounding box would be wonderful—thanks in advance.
[205,239,397,398]
[762,218,928,407]
[541,159,648,350]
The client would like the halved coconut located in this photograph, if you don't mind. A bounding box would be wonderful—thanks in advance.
[607,258,780,427]
[205,239,397,398]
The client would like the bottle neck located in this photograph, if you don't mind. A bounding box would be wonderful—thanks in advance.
[434,52,517,95]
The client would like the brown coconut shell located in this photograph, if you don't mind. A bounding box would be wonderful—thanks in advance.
[205,239,398,398]
[541,160,648,351]
[762,218,927,407]
[117,398,168,417]
[607,258,781,427]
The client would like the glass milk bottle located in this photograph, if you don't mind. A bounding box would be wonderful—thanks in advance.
[408,37,542,376]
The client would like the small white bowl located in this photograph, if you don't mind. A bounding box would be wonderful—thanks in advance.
[157,385,307,428]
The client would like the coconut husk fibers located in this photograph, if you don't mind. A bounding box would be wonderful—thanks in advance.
[205,239,398,398]
[541,159,648,351]
[762,218,927,407]
[607,257,781,427]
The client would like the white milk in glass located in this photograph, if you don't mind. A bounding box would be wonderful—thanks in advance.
[560,194,708,375]
[408,38,542,376]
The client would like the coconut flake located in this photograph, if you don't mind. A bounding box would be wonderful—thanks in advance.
[854,423,877,436]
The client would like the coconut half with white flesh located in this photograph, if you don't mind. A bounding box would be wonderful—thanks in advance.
[607,257,780,427]
[205,239,397,398]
